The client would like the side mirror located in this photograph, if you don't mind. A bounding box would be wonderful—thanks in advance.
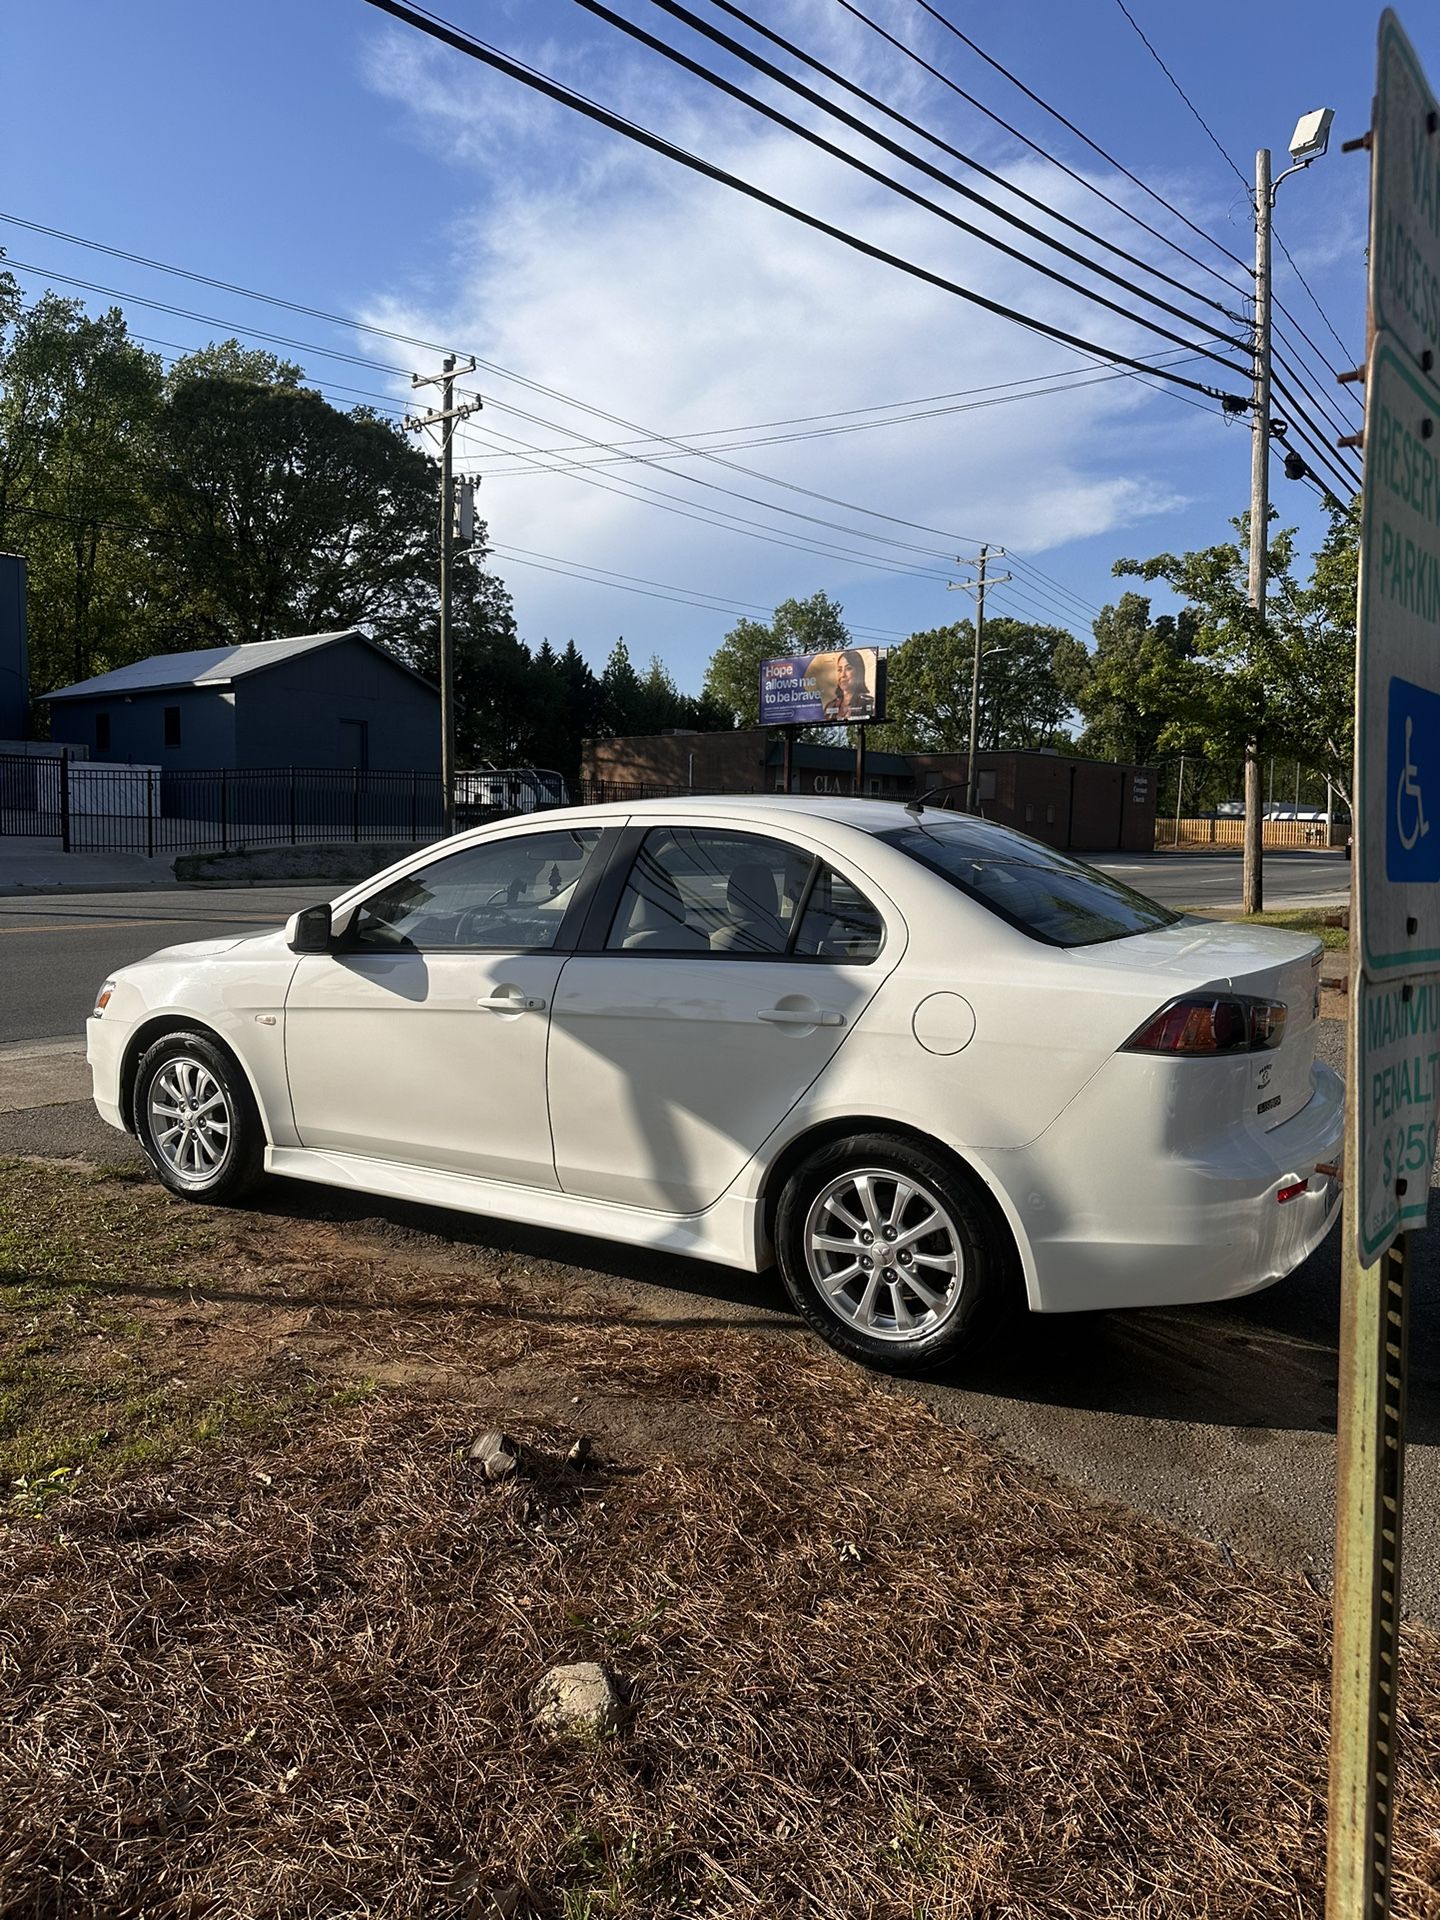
[285,903,332,953]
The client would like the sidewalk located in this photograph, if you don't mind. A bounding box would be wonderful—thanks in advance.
[0,837,178,896]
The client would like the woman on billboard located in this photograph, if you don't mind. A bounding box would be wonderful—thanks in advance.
[819,648,874,723]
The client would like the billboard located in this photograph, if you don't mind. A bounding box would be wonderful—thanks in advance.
[759,647,886,725]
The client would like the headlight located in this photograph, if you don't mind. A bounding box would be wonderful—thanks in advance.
[92,980,116,1017]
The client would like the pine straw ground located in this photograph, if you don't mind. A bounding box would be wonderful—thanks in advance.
[4,1163,1440,1918]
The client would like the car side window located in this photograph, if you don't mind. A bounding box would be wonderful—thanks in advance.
[792,865,886,961]
[349,828,603,952]
[607,827,815,955]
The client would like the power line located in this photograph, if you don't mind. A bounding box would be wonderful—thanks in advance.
[0,231,1160,629]
[633,0,1246,349]
[908,0,1253,274]
[358,0,1242,405]
[1109,0,1250,193]
[571,0,1253,378]
[487,542,909,636]
[1273,227,1361,367]
[1084,13,1362,409]
[695,0,1244,325]
[829,0,1248,299]
[1,224,1226,588]
[468,357,1206,473]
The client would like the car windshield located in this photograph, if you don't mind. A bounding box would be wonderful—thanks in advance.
[881,816,1180,947]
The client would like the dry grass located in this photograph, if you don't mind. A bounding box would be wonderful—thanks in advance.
[3,1162,1440,1918]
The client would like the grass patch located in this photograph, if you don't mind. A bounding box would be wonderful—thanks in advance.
[1184,906,1349,949]
[3,1157,1440,1918]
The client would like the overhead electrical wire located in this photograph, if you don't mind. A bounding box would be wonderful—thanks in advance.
[829,0,1358,436]
[568,0,1253,379]
[0,233,1213,574]
[830,0,1247,297]
[694,0,1243,323]
[468,356,1207,474]
[1108,0,1250,194]
[629,0,1247,348]
[7,252,1108,617]
[569,1,1351,497]
[357,0,1242,405]
[486,543,910,635]
[907,0,1252,275]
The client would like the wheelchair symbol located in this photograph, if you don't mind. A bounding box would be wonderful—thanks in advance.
[1397,714,1430,853]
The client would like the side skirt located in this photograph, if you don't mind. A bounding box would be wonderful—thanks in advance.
[264,1146,765,1271]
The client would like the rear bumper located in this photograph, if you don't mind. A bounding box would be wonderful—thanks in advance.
[972,1060,1345,1313]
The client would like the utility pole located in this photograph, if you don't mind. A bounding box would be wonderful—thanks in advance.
[406,354,480,833]
[949,544,1011,814]
[1243,144,1273,915]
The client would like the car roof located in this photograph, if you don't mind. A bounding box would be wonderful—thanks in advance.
[522,794,927,828]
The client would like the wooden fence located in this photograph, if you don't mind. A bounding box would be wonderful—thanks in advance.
[1154,816,1348,850]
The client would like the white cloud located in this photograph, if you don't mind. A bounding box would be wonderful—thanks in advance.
[355,5,1235,678]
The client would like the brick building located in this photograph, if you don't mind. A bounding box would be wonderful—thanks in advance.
[582,730,1156,853]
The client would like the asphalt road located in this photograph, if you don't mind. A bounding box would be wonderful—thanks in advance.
[0,886,324,1044]
[0,850,1348,1047]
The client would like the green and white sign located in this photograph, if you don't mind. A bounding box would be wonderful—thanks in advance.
[1354,341,1440,978]
[1373,9,1440,376]
[1356,974,1440,1262]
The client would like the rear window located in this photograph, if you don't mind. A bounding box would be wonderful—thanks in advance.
[881,818,1180,947]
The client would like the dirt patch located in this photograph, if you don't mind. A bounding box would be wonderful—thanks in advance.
[4,1160,1440,1918]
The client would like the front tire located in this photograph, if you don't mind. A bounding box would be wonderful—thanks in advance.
[132,1031,263,1203]
[774,1133,1012,1375]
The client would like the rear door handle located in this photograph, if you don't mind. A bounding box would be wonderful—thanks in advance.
[478,993,547,1012]
[758,1006,844,1027]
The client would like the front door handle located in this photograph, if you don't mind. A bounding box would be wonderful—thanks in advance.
[758,1006,844,1027]
[478,992,548,1012]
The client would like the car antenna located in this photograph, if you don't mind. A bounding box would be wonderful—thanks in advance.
[905,783,968,816]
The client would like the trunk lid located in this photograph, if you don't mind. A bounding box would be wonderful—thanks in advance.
[1069,916,1325,1130]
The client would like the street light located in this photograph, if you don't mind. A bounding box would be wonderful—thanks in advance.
[1240,102,1335,914]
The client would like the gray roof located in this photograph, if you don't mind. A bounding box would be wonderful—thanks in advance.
[42,630,375,702]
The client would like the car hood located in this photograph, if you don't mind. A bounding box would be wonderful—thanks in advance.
[138,928,288,965]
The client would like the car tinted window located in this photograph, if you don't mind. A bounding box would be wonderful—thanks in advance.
[793,865,886,960]
[350,828,602,951]
[882,818,1178,947]
[608,828,816,955]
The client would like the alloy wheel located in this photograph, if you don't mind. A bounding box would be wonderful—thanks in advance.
[147,1055,233,1183]
[802,1167,965,1343]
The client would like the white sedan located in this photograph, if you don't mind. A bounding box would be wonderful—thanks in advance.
[87,797,1343,1374]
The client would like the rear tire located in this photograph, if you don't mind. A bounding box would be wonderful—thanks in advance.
[774,1132,1013,1375]
[132,1031,263,1204]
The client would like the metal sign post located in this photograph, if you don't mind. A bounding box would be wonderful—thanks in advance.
[1327,14,1440,1913]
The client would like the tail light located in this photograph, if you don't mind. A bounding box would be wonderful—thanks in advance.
[1123,993,1287,1056]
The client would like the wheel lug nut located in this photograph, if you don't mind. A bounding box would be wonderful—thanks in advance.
[861,1231,873,1245]
[883,1227,895,1240]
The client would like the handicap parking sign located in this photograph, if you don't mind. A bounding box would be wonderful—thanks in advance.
[1387,677,1440,883]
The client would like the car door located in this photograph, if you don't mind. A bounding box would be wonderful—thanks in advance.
[283,823,607,1186]
[547,822,901,1212]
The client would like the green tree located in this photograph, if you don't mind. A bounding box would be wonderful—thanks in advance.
[146,354,438,651]
[1053,591,1202,770]
[1113,500,1358,803]
[875,617,1073,752]
[598,636,647,736]
[703,590,850,726]
[0,285,163,691]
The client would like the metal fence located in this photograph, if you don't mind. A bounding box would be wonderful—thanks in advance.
[0,754,448,855]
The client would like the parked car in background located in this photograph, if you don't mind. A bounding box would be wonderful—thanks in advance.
[87,797,1343,1376]
[455,766,568,825]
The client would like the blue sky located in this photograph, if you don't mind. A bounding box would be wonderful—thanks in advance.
[3,0,1425,690]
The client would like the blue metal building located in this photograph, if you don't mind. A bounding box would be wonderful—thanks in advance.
[42,630,439,772]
